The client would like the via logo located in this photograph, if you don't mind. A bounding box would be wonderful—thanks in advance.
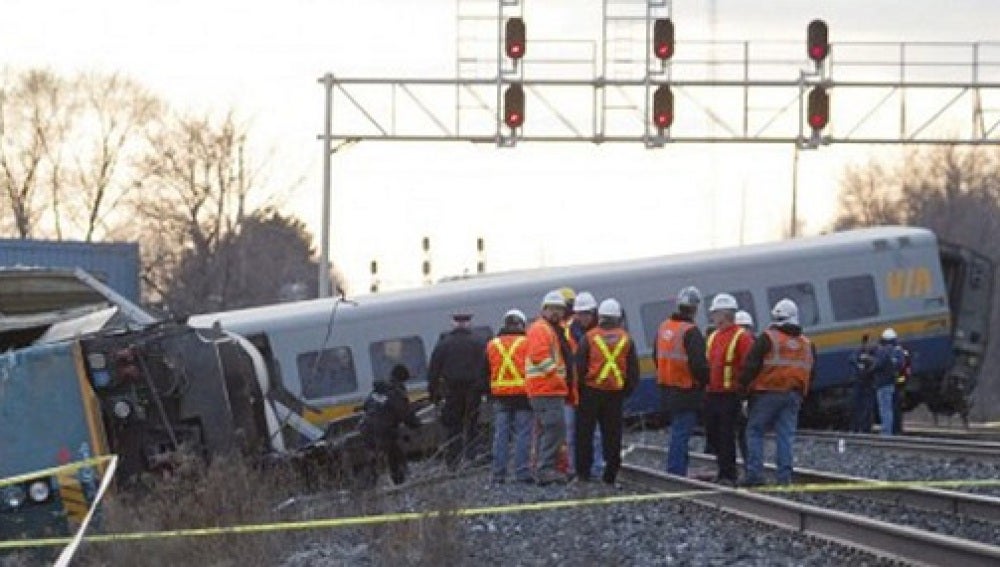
[886,267,932,299]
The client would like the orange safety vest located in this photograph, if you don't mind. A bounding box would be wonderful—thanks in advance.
[584,327,630,391]
[487,335,527,397]
[656,319,696,388]
[752,329,814,393]
[525,319,569,398]
[706,325,751,393]
[562,320,580,406]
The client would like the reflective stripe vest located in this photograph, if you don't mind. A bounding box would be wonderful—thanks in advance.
[487,335,527,397]
[525,318,569,397]
[584,327,630,391]
[752,329,814,393]
[656,319,696,388]
[706,325,751,393]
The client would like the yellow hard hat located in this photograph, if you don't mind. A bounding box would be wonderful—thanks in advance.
[558,287,576,302]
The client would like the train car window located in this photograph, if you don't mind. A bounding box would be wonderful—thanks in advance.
[369,336,427,383]
[640,299,676,347]
[829,275,879,321]
[766,283,819,326]
[706,291,757,325]
[297,346,357,399]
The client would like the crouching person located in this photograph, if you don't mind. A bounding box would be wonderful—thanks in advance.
[358,364,421,487]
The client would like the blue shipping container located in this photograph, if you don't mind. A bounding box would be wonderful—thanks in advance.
[0,239,140,303]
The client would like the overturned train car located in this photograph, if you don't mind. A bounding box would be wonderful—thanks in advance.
[0,269,283,543]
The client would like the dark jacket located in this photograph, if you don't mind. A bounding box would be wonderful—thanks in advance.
[575,321,640,397]
[360,379,421,437]
[653,313,709,413]
[428,327,488,401]
[738,322,817,393]
[870,342,902,389]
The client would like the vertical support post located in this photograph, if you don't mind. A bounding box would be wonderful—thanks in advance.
[319,73,334,298]
[790,143,800,238]
[743,41,750,137]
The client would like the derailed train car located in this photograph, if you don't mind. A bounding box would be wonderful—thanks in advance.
[0,269,286,544]
[191,226,993,431]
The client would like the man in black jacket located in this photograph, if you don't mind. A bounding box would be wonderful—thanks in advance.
[429,313,489,469]
[358,364,421,486]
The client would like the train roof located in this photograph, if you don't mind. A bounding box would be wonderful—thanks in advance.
[190,225,937,331]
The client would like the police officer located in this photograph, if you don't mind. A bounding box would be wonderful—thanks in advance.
[429,313,489,469]
[739,299,816,486]
[358,364,421,486]
[575,298,638,485]
[654,286,709,476]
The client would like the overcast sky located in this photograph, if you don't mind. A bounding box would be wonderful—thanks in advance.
[3,0,999,294]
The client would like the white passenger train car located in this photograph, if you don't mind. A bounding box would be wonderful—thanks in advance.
[190,225,992,439]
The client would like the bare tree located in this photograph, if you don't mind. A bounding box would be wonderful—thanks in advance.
[67,73,163,242]
[0,69,73,238]
[129,112,276,307]
[831,159,905,230]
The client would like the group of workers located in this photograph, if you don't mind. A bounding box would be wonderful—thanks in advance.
[849,329,911,435]
[359,284,831,488]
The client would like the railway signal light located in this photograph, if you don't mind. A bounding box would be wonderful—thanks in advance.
[807,86,829,131]
[807,20,829,63]
[652,85,674,130]
[504,83,525,128]
[653,18,675,61]
[505,17,526,60]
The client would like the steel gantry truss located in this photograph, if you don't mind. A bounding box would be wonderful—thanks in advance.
[315,0,1000,295]
[320,0,1000,147]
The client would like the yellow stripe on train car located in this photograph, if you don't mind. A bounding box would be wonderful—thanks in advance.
[636,314,948,375]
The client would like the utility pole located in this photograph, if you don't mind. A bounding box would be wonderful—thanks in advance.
[319,73,334,298]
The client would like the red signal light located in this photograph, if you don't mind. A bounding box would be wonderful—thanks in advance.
[807,86,829,130]
[807,20,829,63]
[652,85,674,130]
[653,19,675,61]
[504,84,525,128]
[506,18,526,60]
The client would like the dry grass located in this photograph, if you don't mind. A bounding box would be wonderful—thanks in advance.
[75,450,312,567]
[66,446,468,567]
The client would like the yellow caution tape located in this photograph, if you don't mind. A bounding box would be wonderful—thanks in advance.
[3,475,1000,550]
[0,456,113,489]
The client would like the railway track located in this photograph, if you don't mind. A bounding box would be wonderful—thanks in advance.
[797,429,1000,460]
[627,443,1000,524]
[619,457,1000,566]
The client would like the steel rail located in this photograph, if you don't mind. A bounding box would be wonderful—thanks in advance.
[627,443,1000,524]
[620,462,1000,567]
[796,430,1000,460]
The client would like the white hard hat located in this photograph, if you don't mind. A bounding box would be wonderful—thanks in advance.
[771,298,799,325]
[503,308,527,324]
[574,291,598,312]
[735,310,754,327]
[881,328,897,341]
[597,298,623,318]
[677,286,702,307]
[541,290,567,309]
[709,293,738,312]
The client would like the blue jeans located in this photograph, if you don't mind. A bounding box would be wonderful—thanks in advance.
[564,404,576,475]
[666,410,697,475]
[745,391,802,484]
[492,401,533,481]
[876,385,895,437]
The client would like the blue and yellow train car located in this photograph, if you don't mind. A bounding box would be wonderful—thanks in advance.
[193,226,992,433]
